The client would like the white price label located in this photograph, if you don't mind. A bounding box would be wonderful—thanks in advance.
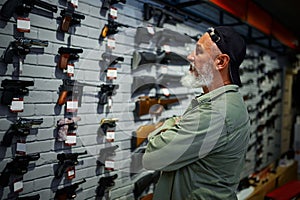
[147,26,155,35]
[106,131,115,142]
[10,98,24,112]
[105,160,115,170]
[66,64,75,77]
[65,134,76,146]
[107,67,117,80]
[66,101,78,112]
[163,45,171,53]
[17,18,30,32]
[16,142,26,153]
[109,7,118,19]
[162,88,170,96]
[70,0,78,8]
[107,38,116,49]
[14,180,23,193]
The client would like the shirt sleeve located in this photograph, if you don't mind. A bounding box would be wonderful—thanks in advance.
[142,103,227,171]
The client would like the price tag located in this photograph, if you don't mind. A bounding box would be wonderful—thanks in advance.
[65,132,76,146]
[109,7,118,19]
[17,17,30,32]
[66,100,78,113]
[105,160,115,171]
[67,166,75,180]
[13,179,23,193]
[163,45,171,53]
[16,140,26,155]
[160,66,168,74]
[107,67,117,80]
[10,98,24,112]
[106,130,115,142]
[147,25,155,35]
[161,88,170,96]
[70,0,78,8]
[65,64,75,77]
[108,97,113,109]
[107,37,116,49]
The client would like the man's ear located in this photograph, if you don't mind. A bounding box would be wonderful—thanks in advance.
[215,54,230,70]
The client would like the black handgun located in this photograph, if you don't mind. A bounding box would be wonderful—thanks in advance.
[133,171,160,199]
[54,178,86,199]
[57,47,83,70]
[0,79,34,105]
[96,174,118,198]
[0,0,57,20]
[100,19,134,39]
[60,9,85,33]
[0,153,40,187]
[1,117,43,147]
[98,84,119,105]
[55,150,87,179]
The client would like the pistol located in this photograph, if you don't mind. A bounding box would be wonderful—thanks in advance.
[96,174,118,198]
[97,145,119,166]
[100,18,134,39]
[54,178,86,199]
[100,118,119,134]
[60,9,85,32]
[98,84,119,105]
[57,47,83,70]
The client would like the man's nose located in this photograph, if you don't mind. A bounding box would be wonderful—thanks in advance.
[187,53,194,62]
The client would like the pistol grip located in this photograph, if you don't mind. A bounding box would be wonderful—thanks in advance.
[58,53,70,70]
[57,91,68,105]
[100,25,109,39]
[60,15,72,32]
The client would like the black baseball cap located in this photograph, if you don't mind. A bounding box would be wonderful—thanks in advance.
[207,26,246,87]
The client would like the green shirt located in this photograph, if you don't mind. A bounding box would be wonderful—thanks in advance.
[142,85,250,200]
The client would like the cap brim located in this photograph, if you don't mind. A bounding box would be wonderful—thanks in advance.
[229,65,242,87]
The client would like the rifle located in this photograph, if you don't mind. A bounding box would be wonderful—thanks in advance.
[0,0,58,20]
[57,47,83,70]
[56,117,81,141]
[143,3,185,28]
[54,178,86,200]
[98,84,119,105]
[60,9,85,33]
[17,194,40,200]
[96,174,118,198]
[55,150,87,179]
[1,117,43,147]
[3,37,48,73]
[0,79,34,105]
[0,153,40,187]
[100,118,118,134]
[135,95,186,117]
[133,171,160,200]
[97,145,119,166]
[57,79,101,106]
[101,0,126,10]
[100,18,134,39]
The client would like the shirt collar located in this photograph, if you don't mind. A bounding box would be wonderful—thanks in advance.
[196,85,239,104]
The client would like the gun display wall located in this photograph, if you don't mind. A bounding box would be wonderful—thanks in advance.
[0,0,286,199]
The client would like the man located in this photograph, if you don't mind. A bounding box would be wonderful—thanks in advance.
[142,26,250,200]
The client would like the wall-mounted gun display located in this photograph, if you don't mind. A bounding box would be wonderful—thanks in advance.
[54,178,86,199]
[55,150,87,179]
[0,79,34,106]
[3,37,48,73]
[0,0,57,20]
[0,153,40,187]
[57,47,83,72]
[1,117,43,147]
[59,9,85,33]
[101,0,126,10]
[100,18,134,39]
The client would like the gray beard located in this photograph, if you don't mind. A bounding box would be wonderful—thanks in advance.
[180,62,214,88]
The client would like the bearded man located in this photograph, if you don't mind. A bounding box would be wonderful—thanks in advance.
[142,26,250,200]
